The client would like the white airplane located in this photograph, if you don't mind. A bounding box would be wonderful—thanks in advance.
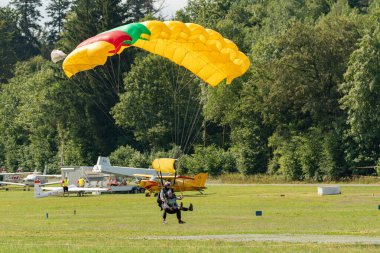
[34,180,111,198]
[0,167,61,189]
[0,172,23,183]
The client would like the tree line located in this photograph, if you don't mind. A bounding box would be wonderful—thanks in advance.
[0,0,379,181]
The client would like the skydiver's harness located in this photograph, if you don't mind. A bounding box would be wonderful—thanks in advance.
[158,188,178,210]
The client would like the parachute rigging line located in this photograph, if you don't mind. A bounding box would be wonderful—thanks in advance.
[62,20,250,153]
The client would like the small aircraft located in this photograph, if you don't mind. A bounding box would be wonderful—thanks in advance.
[135,158,208,196]
[136,173,208,196]
[34,180,111,198]
[0,172,22,183]
[0,167,61,190]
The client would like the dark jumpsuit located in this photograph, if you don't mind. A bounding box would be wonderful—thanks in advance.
[161,188,182,220]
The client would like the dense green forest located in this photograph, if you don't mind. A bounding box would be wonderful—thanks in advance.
[0,0,379,180]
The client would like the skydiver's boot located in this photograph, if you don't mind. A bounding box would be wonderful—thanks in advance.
[180,202,189,211]
[189,203,193,211]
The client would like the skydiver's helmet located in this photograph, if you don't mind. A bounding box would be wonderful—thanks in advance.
[164,181,171,188]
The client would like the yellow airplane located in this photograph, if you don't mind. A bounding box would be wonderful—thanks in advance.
[135,173,208,196]
[135,158,208,196]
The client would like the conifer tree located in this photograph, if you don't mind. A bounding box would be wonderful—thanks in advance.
[0,7,21,82]
[45,0,71,44]
[10,0,42,58]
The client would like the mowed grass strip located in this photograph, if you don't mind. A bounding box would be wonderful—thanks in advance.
[0,184,380,252]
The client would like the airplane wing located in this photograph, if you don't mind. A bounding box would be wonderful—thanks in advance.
[0,181,26,186]
[41,181,62,186]
[0,181,61,187]
[0,172,29,175]
[154,175,194,180]
[41,186,61,191]
[42,185,109,192]
[36,185,110,198]
[133,174,155,178]
[37,175,62,178]
[176,175,194,180]
[68,186,110,192]
[133,174,182,179]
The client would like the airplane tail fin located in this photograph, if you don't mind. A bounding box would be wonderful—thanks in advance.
[93,157,112,172]
[34,179,62,198]
[193,173,208,188]
[34,180,43,197]
[96,156,111,166]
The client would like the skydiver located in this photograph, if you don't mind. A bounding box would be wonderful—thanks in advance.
[159,181,193,224]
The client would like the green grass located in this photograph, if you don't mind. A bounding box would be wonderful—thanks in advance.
[1,184,380,252]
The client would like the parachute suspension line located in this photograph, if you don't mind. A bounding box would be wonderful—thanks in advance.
[68,76,131,143]
[175,65,188,149]
[97,65,117,94]
[85,70,119,103]
[184,86,209,153]
[168,61,178,145]
[177,87,183,146]
[173,170,177,188]
[174,92,179,146]
[182,91,204,153]
[117,54,121,94]
[70,76,114,123]
[175,65,181,147]
[174,65,189,148]
[177,73,191,94]
[173,64,180,146]
[156,60,175,144]
[106,59,119,93]
[177,73,198,94]
[181,78,206,153]
[90,59,119,96]
[175,64,181,92]
[170,67,201,153]
[86,70,113,95]
[84,70,103,87]
[174,65,193,149]
[83,69,149,152]
[179,85,192,151]
[111,57,119,88]
[102,65,119,95]
[185,120,211,155]
[177,71,198,149]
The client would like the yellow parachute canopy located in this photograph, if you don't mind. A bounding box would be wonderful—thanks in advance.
[62,20,250,87]
[151,158,177,174]
[133,21,250,86]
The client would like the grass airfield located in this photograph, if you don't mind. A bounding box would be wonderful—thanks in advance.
[1,184,380,252]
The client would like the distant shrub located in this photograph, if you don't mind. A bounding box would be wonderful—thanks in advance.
[109,145,144,166]
[178,145,237,176]
[269,132,303,180]
[230,144,268,175]
[269,128,349,181]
